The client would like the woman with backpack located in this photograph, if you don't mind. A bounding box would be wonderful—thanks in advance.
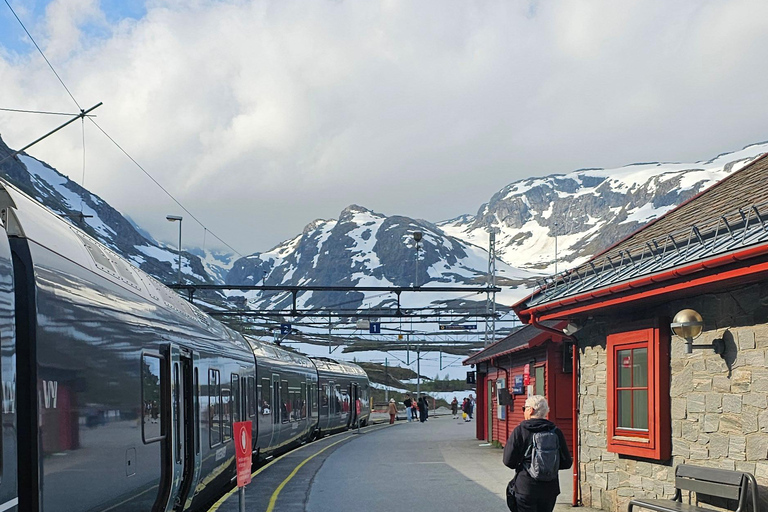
[502,395,572,512]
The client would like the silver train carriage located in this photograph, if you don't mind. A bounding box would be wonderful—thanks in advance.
[0,178,371,512]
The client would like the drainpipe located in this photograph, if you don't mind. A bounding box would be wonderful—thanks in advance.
[531,315,580,508]
[492,357,510,442]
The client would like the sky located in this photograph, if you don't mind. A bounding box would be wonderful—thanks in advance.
[2,0,768,258]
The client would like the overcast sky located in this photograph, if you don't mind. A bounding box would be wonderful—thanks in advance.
[1,0,768,257]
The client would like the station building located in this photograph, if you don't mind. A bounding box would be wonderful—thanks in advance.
[468,153,768,511]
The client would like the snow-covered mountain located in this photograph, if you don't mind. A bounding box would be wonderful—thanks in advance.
[440,142,768,273]
[0,135,226,288]
[227,204,538,312]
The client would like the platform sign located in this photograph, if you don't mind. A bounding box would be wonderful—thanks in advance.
[439,324,477,330]
[235,421,252,487]
[280,323,291,335]
[369,322,381,334]
[523,364,530,386]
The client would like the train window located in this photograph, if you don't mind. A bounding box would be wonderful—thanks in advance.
[273,380,280,425]
[341,388,349,414]
[248,378,256,418]
[174,363,181,463]
[231,374,240,424]
[209,369,221,447]
[334,385,341,416]
[142,354,164,443]
[222,389,232,441]
[320,385,329,411]
[289,386,300,422]
[300,383,307,419]
[194,368,200,455]
[281,381,290,423]
[260,378,271,418]
[311,384,318,416]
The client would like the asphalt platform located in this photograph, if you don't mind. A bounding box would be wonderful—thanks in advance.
[210,412,602,512]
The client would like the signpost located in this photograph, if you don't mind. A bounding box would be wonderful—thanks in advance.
[439,324,477,331]
[234,421,252,512]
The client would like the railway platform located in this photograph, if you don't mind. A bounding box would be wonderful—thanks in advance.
[210,414,601,512]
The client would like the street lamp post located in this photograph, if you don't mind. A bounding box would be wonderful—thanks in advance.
[412,231,422,287]
[166,215,183,284]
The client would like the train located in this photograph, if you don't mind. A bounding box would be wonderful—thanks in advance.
[0,176,371,512]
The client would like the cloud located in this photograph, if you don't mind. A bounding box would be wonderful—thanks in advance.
[1,0,768,256]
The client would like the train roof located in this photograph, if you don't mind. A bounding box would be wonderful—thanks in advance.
[310,357,367,377]
[245,336,314,368]
[0,178,249,351]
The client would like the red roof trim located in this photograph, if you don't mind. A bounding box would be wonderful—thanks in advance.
[519,245,768,321]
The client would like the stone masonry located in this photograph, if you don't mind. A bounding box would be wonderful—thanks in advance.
[576,284,768,512]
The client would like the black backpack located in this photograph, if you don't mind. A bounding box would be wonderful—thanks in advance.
[523,426,560,481]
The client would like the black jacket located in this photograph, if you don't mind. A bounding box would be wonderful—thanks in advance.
[502,418,572,496]
[403,398,412,408]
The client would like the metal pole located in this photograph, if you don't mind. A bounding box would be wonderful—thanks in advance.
[177,219,183,285]
[385,358,389,403]
[416,346,421,398]
[239,486,245,512]
[554,222,558,275]
[415,242,419,287]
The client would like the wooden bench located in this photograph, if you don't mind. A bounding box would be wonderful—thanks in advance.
[628,464,759,512]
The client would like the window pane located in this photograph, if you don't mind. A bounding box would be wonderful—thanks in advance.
[617,390,632,428]
[633,390,648,430]
[534,366,545,395]
[633,348,648,387]
[222,390,231,440]
[281,382,289,423]
[209,370,221,446]
[142,355,163,443]
[617,349,632,387]
[231,374,240,423]
[248,378,256,418]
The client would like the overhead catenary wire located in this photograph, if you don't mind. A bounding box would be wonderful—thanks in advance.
[3,0,81,111]
[87,118,245,259]
[0,107,96,117]
[3,1,246,261]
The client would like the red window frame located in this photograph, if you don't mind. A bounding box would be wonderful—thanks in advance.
[606,325,670,460]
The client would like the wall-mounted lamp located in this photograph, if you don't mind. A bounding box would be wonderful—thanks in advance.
[671,309,725,356]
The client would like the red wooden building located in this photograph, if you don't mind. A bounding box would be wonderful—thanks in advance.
[463,322,574,454]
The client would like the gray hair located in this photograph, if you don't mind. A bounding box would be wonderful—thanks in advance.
[525,395,550,419]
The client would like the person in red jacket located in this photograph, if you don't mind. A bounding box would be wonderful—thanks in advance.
[503,395,572,512]
[387,398,398,424]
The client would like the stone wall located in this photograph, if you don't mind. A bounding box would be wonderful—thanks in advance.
[576,284,768,511]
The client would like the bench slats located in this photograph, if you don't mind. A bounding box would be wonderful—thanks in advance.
[676,465,745,485]
[628,498,720,512]
[675,476,742,501]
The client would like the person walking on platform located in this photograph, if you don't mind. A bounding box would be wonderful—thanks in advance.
[387,398,398,424]
[503,395,572,512]
[468,394,475,420]
[422,395,429,421]
[412,399,419,421]
[462,398,470,421]
[403,394,413,422]
[417,396,426,423]
[451,397,459,419]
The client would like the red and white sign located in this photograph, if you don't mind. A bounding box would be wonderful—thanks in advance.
[523,364,531,386]
[355,399,361,416]
[622,356,632,368]
[234,421,252,487]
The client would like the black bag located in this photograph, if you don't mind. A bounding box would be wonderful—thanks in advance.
[506,478,518,512]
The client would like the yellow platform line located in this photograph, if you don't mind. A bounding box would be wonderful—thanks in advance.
[209,423,391,511]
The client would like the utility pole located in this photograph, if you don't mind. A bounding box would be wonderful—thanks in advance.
[416,346,421,398]
[413,231,422,287]
[485,231,497,347]
[385,357,389,403]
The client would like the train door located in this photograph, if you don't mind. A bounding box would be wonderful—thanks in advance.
[348,383,358,427]
[271,373,281,442]
[155,345,199,512]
